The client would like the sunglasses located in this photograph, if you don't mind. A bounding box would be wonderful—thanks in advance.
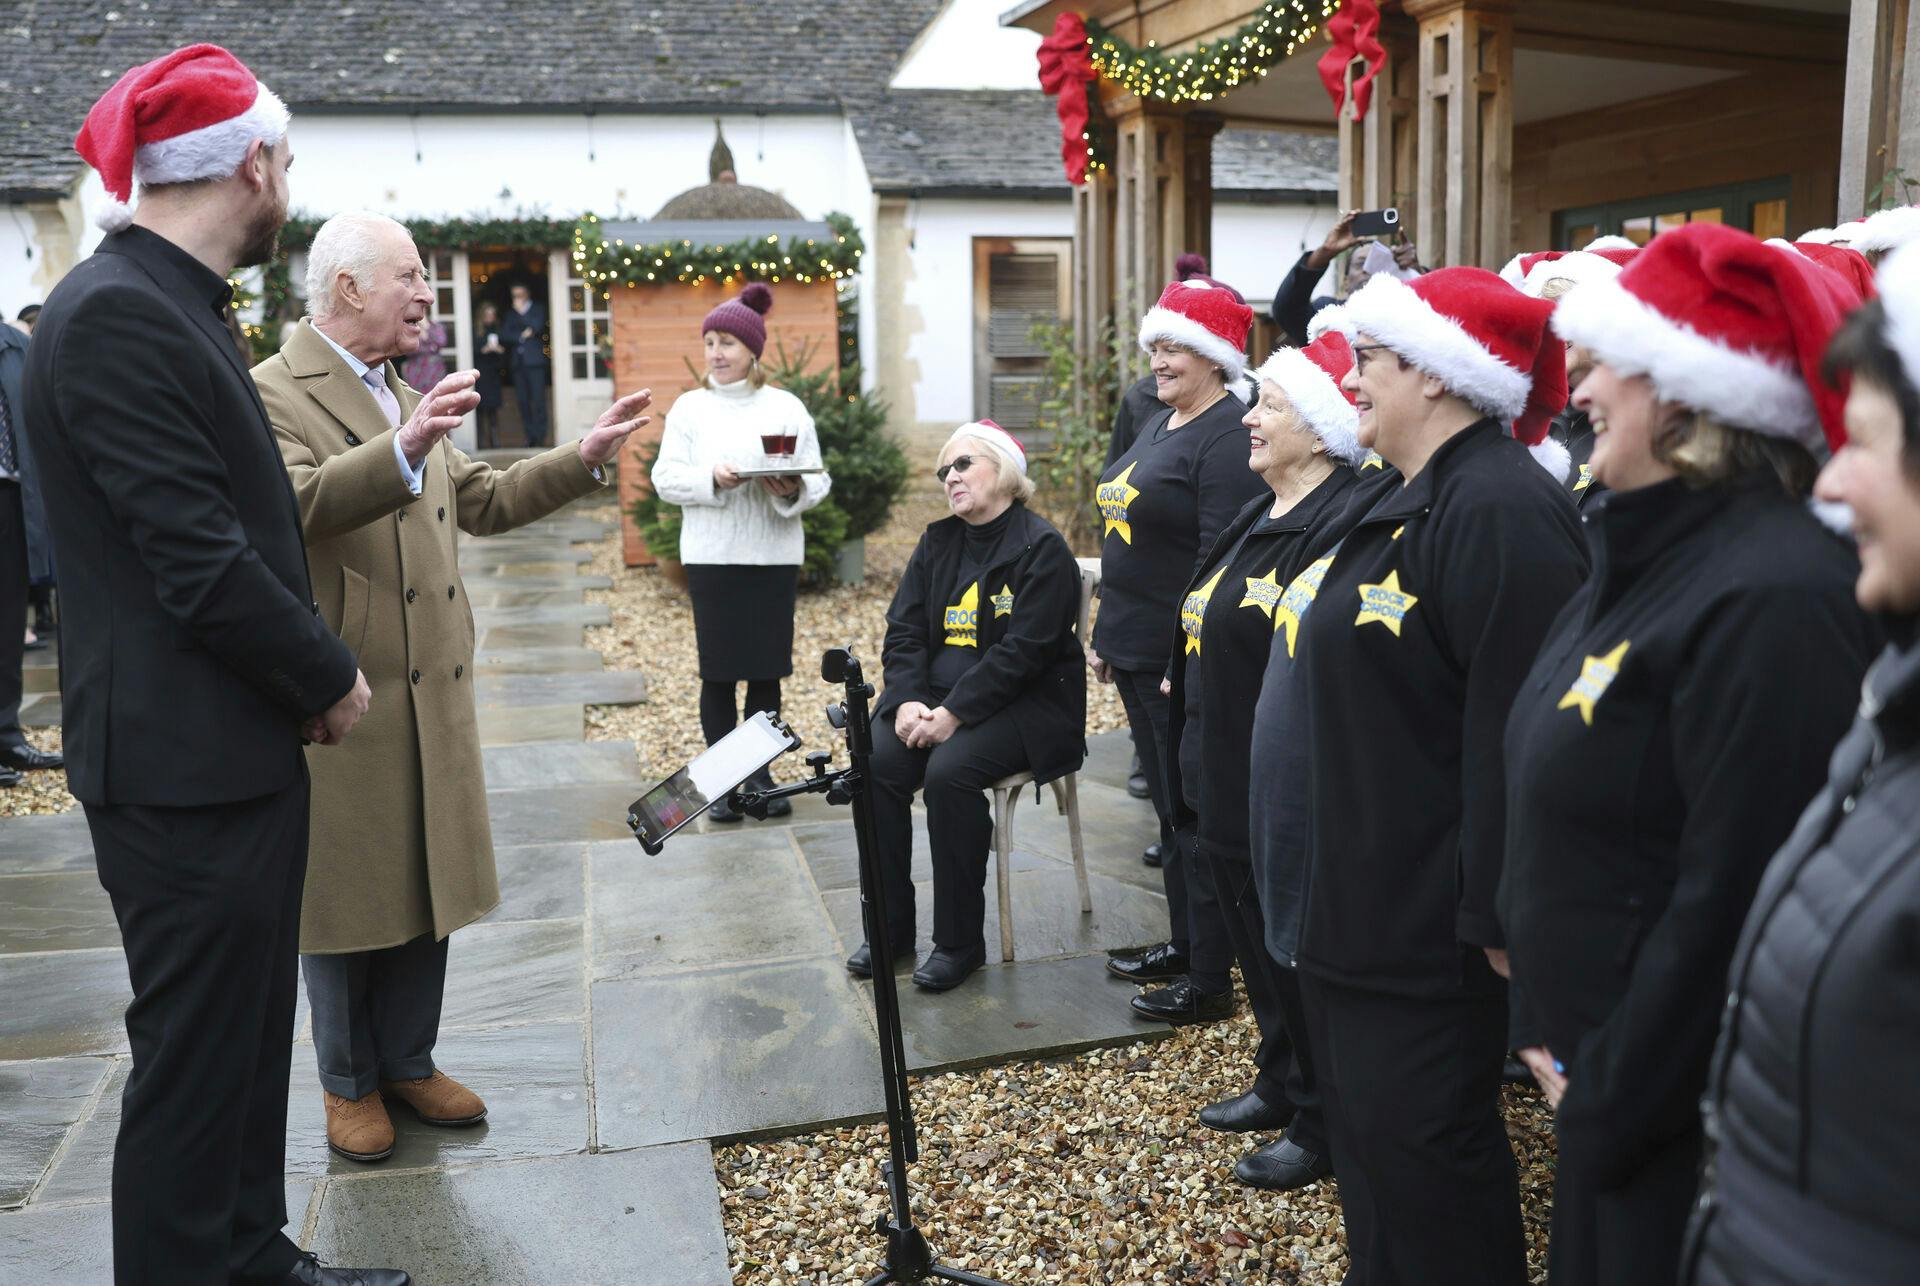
[936,454,979,482]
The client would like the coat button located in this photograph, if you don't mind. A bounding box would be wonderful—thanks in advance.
[1842,794,1857,813]
[345,433,361,446]
[406,588,417,603]
[454,664,464,679]
[397,509,406,522]
[448,585,456,600]
[410,669,421,685]
[438,507,447,521]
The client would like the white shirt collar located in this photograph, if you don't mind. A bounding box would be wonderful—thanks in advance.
[313,322,378,382]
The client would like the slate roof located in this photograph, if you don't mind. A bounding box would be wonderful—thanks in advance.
[849,90,1334,200]
[0,0,944,198]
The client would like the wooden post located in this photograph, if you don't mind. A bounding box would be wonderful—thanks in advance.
[1407,0,1514,268]
[1112,103,1195,380]
[1339,21,1419,225]
[1072,165,1117,397]
[1839,0,1902,220]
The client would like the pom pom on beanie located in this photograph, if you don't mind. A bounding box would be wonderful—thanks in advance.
[701,285,774,357]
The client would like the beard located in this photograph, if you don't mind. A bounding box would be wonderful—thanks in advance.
[234,191,288,269]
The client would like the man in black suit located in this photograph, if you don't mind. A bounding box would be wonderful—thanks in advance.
[0,317,61,786]
[21,44,405,1286]
[499,281,551,446]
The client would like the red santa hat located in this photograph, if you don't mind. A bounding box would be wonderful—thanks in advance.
[75,44,289,233]
[1552,222,1862,452]
[1254,326,1363,465]
[1499,246,1640,298]
[1320,266,1570,476]
[1139,278,1255,390]
[952,418,1028,477]
[1766,238,1878,299]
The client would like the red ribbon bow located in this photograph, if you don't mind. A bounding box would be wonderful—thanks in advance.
[1317,0,1384,121]
[1037,13,1096,185]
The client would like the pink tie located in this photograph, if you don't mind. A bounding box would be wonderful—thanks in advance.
[363,368,401,429]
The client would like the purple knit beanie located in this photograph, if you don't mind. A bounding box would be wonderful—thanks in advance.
[701,282,773,357]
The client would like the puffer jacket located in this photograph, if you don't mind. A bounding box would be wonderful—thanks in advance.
[1685,627,1920,1285]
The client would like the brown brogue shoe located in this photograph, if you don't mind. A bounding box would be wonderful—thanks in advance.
[379,1070,487,1126]
[323,1090,395,1162]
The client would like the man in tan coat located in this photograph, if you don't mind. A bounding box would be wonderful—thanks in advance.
[253,211,650,1162]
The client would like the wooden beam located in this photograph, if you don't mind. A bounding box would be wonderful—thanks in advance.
[1517,0,1849,64]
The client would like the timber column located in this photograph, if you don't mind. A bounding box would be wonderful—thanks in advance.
[1337,16,1420,234]
[1110,102,1218,375]
[1404,0,1514,268]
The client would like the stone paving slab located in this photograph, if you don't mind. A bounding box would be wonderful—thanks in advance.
[790,816,1055,895]
[589,834,838,980]
[0,1058,111,1207]
[473,646,608,675]
[457,546,594,568]
[32,1060,125,1204]
[0,872,119,954]
[592,956,884,1149]
[476,703,582,746]
[1017,779,1169,896]
[470,603,611,629]
[486,782,642,847]
[0,814,96,876]
[23,661,57,694]
[0,950,131,1060]
[480,623,594,651]
[441,921,584,1033]
[821,866,1171,963]
[489,844,587,926]
[465,589,593,609]
[0,1181,315,1283]
[19,691,60,728]
[483,742,639,789]
[307,1146,728,1286]
[455,573,612,591]
[472,670,648,709]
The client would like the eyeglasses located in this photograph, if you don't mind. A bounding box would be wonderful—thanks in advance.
[936,455,977,482]
[1350,343,1393,370]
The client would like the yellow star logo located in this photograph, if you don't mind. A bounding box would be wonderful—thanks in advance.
[1557,640,1631,726]
[1274,554,1335,656]
[990,583,1015,618]
[1180,568,1224,655]
[1361,451,1386,471]
[1574,463,1594,492]
[1240,568,1282,619]
[1355,569,1418,636]
[943,583,979,647]
[1096,462,1140,544]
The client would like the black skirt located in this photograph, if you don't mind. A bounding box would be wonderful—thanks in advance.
[683,563,799,681]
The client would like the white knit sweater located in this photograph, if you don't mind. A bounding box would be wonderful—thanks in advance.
[649,379,832,566]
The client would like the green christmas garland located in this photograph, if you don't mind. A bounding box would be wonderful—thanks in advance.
[1088,0,1338,105]
[569,211,865,290]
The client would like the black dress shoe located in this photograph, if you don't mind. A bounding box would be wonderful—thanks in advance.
[284,1252,411,1285]
[845,940,915,978]
[705,794,743,824]
[0,765,21,788]
[1130,979,1235,1026]
[1234,1137,1333,1191]
[1142,841,1163,868]
[1127,764,1151,800]
[0,743,61,772]
[1105,941,1188,982]
[1199,1089,1294,1134]
[912,943,986,991]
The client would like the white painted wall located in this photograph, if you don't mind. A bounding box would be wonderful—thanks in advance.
[891,0,1045,90]
[1211,201,1343,308]
[0,211,44,320]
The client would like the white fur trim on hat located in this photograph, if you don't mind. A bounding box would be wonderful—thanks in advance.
[1582,235,1640,253]
[1876,241,1920,400]
[1521,251,1622,297]
[1323,274,1533,421]
[1849,205,1920,255]
[954,419,1028,476]
[1255,348,1363,465]
[1305,304,1347,343]
[133,84,289,188]
[1138,307,1250,384]
[1551,275,1820,446]
[1529,436,1572,483]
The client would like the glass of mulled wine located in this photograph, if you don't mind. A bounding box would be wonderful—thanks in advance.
[759,431,798,465]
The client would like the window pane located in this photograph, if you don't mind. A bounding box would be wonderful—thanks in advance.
[570,319,587,346]
[433,252,453,277]
[1657,212,1687,234]
[1750,199,1787,241]
[1622,216,1653,246]
[439,319,457,349]
[569,285,586,312]
[436,286,453,314]
[1690,207,1724,225]
[1566,224,1598,250]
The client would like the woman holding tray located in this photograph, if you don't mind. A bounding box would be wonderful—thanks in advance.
[650,283,832,820]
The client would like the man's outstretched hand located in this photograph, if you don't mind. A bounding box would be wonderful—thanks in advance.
[578,389,654,470]
[398,370,482,467]
[304,670,372,746]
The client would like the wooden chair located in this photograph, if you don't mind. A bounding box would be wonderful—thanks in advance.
[986,558,1100,962]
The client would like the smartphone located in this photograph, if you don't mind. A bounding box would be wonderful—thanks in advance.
[1351,208,1400,238]
[627,711,801,853]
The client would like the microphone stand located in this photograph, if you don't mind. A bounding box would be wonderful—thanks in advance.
[730,648,1007,1286]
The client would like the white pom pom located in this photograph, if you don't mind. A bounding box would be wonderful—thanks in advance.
[94,199,134,233]
[1807,499,1855,537]
[1528,436,1572,482]
[1582,235,1639,253]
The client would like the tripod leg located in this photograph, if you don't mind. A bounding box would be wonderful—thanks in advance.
[928,1264,1012,1285]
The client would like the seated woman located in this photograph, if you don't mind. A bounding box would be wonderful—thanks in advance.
[859,421,1087,992]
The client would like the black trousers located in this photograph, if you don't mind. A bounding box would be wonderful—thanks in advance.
[1300,971,1527,1286]
[1209,850,1327,1155]
[86,773,311,1285]
[511,362,549,447]
[302,932,450,1101]
[868,705,1030,951]
[1111,667,1230,986]
[0,480,26,747]
[1549,1125,1700,1286]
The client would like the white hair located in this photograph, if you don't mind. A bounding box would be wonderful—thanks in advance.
[939,429,1036,503]
[305,211,413,321]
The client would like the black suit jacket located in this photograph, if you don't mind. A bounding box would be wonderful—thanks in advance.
[500,302,549,370]
[19,227,356,807]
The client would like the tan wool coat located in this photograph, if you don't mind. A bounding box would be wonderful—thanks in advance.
[254,320,604,953]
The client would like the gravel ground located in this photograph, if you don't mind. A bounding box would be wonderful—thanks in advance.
[583,483,1129,771]
[0,727,75,817]
[719,1000,1557,1284]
